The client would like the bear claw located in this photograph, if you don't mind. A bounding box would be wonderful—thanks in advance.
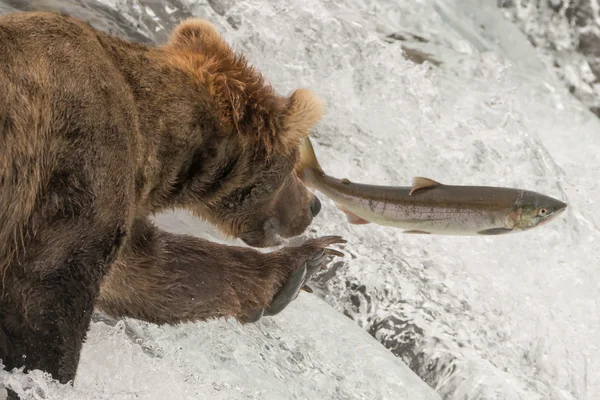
[264,244,345,317]
[243,237,345,324]
[301,285,313,293]
[263,264,307,317]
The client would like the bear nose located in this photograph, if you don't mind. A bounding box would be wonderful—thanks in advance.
[310,196,321,217]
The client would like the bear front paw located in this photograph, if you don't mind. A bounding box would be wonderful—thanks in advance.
[241,236,346,323]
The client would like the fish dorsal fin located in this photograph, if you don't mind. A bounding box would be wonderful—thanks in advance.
[410,177,441,195]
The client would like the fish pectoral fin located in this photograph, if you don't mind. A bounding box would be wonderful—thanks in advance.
[477,228,513,235]
[410,177,442,195]
[345,212,370,225]
[403,230,431,234]
[337,205,370,225]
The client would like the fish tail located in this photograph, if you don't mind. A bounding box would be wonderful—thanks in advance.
[297,136,324,183]
[297,136,371,225]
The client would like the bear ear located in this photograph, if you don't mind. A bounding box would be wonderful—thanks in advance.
[279,88,325,150]
[168,18,229,54]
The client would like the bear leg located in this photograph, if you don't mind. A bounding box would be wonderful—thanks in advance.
[97,218,345,325]
[0,223,127,385]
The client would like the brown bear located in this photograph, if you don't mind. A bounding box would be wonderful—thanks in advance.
[0,11,345,390]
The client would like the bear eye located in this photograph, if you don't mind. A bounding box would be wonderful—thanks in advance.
[537,208,548,216]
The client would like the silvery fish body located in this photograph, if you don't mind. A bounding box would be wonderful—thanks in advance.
[297,137,567,236]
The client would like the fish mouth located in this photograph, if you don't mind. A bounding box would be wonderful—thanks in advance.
[550,201,568,218]
[556,202,567,215]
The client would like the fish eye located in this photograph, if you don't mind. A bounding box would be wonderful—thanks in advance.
[537,208,548,216]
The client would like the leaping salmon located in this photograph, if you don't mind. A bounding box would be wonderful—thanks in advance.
[296,137,567,236]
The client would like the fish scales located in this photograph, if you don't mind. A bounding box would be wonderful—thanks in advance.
[296,137,567,236]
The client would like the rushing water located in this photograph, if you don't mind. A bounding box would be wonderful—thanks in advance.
[1,1,599,399]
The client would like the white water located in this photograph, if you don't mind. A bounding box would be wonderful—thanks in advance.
[2,0,599,399]
[1,272,439,399]
[498,0,600,116]
[173,0,597,398]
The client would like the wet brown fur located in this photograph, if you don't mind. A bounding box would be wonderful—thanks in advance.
[0,11,335,386]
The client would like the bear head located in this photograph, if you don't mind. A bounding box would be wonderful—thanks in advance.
[165,18,325,248]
